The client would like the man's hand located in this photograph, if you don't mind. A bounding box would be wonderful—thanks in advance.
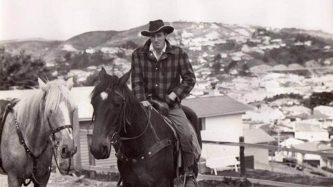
[165,92,178,107]
[140,100,151,107]
[168,92,177,101]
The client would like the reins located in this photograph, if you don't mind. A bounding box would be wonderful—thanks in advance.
[119,106,152,141]
[108,89,151,144]
[105,89,173,163]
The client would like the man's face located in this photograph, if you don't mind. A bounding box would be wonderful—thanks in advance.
[150,32,166,52]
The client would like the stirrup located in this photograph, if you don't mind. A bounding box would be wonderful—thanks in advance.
[182,173,198,187]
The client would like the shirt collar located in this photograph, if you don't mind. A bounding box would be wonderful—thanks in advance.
[142,39,176,55]
[149,43,167,54]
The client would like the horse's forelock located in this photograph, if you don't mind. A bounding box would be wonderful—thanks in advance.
[15,79,76,127]
[44,80,76,118]
[91,75,119,99]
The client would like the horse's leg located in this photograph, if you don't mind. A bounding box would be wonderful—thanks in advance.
[32,170,50,187]
[7,174,22,187]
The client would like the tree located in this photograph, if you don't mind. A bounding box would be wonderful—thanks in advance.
[0,49,53,90]
[211,62,221,75]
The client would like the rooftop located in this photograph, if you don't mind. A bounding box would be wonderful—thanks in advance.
[292,141,332,152]
[243,128,275,144]
[182,96,253,118]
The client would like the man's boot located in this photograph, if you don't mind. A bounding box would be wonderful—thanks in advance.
[184,169,198,187]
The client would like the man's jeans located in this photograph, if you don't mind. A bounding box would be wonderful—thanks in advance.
[168,107,201,169]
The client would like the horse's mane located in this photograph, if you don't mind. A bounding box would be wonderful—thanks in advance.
[15,79,76,127]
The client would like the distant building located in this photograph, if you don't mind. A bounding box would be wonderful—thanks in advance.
[187,96,252,171]
[294,123,329,142]
[292,141,333,169]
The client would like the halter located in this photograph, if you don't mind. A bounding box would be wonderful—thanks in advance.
[11,106,75,186]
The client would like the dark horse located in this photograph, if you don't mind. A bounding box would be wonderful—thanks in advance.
[90,68,201,187]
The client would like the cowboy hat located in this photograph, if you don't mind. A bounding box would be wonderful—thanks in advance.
[141,19,174,37]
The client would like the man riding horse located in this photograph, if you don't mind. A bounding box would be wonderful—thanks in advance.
[131,19,201,186]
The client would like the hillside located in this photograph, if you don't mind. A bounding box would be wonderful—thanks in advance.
[0,39,61,58]
[1,21,333,86]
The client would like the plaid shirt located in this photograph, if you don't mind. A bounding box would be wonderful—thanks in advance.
[131,39,196,102]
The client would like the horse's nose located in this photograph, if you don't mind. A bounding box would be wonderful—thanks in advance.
[101,144,109,156]
[61,145,69,158]
[61,145,76,158]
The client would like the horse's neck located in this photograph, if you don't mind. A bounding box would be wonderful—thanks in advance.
[121,103,159,154]
[15,106,50,155]
[127,102,149,137]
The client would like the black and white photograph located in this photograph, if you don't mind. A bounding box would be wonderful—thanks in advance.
[1,0,333,186]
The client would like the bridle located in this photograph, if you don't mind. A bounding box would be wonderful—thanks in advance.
[93,88,151,146]
[10,104,75,186]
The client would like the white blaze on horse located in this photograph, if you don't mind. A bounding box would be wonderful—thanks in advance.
[0,78,77,187]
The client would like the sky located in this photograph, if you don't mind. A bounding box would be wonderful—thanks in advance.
[1,0,333,40]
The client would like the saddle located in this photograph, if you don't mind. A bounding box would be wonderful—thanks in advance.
[148,98,202,145]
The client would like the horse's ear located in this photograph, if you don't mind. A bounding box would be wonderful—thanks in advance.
[38,78,48,92]
[99,67,107,80]
[66,77,74,90]
[119,70,131,86]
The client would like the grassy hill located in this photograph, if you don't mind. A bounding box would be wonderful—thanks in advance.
[66,30,119,50]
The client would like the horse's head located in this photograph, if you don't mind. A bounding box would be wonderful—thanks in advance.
[90,68,131,159]
[38,78,78,159]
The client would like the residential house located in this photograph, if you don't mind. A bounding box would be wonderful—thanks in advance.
[292,141,332,169]
[184,96,252,172]
[294,123,329,142]
[275,138,305,162]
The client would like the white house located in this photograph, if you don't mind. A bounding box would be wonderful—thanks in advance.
[292,141,333,169]
[275,138,305,162]
[182,96,252,172]
[294,123,329,142]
